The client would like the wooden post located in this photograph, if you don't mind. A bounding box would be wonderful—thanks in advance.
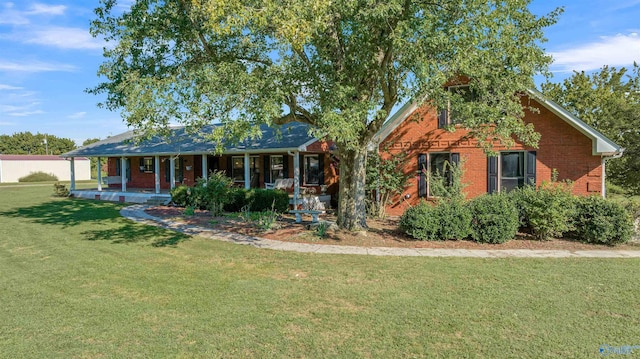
[154,155,160,194]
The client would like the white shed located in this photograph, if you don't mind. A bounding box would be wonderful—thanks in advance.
[0,155,91,183]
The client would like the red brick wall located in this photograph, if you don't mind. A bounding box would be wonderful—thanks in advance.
[381,98,603,216]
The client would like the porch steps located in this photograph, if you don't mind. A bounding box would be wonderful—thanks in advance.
[146,196,171,206]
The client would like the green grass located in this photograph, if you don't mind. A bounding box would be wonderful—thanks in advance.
[1,186,640,358]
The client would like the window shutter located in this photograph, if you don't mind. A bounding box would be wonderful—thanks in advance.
[164,158,170,182]
[263,155,270,184]
[488,156,498,194]
[418,154,427,197]
[139,157,144,170]
[116,158,121,176]
[282,155,289,179]
[126,158,131,181]
[226,156,232,178]
[299,153,304,186]
[178,158,184,183]
[526,151,537,186]
[318,154,325,185]
[152,157,155,174]
[437,109,448,128]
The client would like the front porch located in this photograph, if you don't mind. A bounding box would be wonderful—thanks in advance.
[70,187,172,205]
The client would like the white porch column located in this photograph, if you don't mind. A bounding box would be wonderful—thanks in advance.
[293,151,300,210]
[154,155,161,194]
[169,156,176,189]
[202,154,208,181]
[120,157,127,192]
[96,157,102,191]
[244,152,250,189]
[70,157,76,191]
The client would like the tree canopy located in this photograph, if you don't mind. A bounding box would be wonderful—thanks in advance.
[90,0,560,229]
[0,132,76,155]
[542,64,640,194]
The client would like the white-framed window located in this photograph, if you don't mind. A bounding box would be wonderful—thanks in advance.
[488,151,536,193]
[141,157,154,173]
[418,152,459,197]
[304,155,320,185]
[270,155,284,181]
[231,156,259,182]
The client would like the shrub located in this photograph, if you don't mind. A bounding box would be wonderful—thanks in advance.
[436,200,472,240]
[225,188,289,213]
[19,171,58,182]
[509,182,577,240]
[52,183,69,197]
[399,202,440,241]
[572,196,633,245]
[191,172,234,215]
[469,194,519,244]
[169,185,190,207]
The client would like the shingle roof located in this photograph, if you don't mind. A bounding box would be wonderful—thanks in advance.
[0,155,88,161]
[61,122,319,158]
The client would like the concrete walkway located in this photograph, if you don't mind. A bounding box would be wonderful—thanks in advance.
[120,204,640,258]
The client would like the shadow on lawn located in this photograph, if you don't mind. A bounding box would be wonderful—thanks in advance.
[1,198,188,247]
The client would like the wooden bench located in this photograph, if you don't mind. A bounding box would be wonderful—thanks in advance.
[289,209,325,223]
[265,178,294,191]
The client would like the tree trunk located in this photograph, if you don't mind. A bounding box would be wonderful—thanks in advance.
[337,146,368,231]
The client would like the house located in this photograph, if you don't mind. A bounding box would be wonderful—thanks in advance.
[61,89,622,213]
[373,88,622,215]
[0,155,91,183]
[61,122,337,204]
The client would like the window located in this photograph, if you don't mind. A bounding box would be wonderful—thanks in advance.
[438,85,476,128]
[304,155,321,185]
[488,151,536,193]
[231,156,258,182]
[417,152,460,197]
[270,155,284,181]
[115,158,131,181]
[140,157,154,173]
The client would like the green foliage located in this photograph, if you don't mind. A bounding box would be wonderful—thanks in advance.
[469,194,519,244]
[365,150,410,218]
[572,196,633,245]
[428,158,467,201]
[91,0,561,230]
[542,64,640,194]
[169,185,190,207]
[256,210,280,231]
[225,188,289,213]
[82,138,107,179]
[315,222,329,238]
[170,171,234,215]
[606,181,627,195]
[0,132,76,155]
[183,206,195,216]
[509,182,577,240]
[19,171,58,182]
[52,183,70,197]
[399,200,471,241]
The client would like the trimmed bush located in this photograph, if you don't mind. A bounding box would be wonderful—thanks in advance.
[169,185,190,207]
[19,171,58,182]
[510,183,577,240]
[225,188,289,213]
[437,200,472,240]
[469,194,519,244]
[399,202,440,241]
[573,196,633,245]
[52,183,69,197]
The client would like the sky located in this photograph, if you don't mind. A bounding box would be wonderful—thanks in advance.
[0,1,639,146]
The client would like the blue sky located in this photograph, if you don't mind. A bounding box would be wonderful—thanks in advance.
[0,1,639,146]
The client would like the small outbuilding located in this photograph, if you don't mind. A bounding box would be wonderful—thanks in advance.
[0,155,91,183]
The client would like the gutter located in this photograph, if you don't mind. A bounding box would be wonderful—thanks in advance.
[601,148,625,198]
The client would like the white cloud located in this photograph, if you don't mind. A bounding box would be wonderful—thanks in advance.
[27,3,66,15]
[68,111,86,119]
[0,60,76,72]
[0,2,28,24]
[8,110,45,117]
[0,84,23,90]
[550,33,640,72]
[0,121,17,126]
[20,27,104,50]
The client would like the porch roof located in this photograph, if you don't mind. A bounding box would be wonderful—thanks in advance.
[61,122,320,158]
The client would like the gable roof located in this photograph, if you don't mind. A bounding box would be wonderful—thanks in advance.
[371,89,622,156]
[61,122,320,158]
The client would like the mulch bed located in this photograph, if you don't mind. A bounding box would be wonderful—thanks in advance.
[144,206,640,251]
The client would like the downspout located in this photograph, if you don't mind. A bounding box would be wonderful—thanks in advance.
[601,148,624,198]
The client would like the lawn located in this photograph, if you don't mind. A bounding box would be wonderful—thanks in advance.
[1,185,640,358]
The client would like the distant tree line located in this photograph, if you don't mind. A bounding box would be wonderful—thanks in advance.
[0,132,76,155]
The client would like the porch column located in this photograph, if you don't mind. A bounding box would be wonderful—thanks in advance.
[169,156,176,189]
[154,155,160,194]
[244,152,250,189]
[293,151,300,210]
[96,157,102,191]
[120,157,127,192]
[70,157,76,191]
[202,154,208,181]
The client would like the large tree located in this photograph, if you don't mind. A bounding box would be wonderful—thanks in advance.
[542,64,640,194]
[0,132,76,155]
[90,0,560,230]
